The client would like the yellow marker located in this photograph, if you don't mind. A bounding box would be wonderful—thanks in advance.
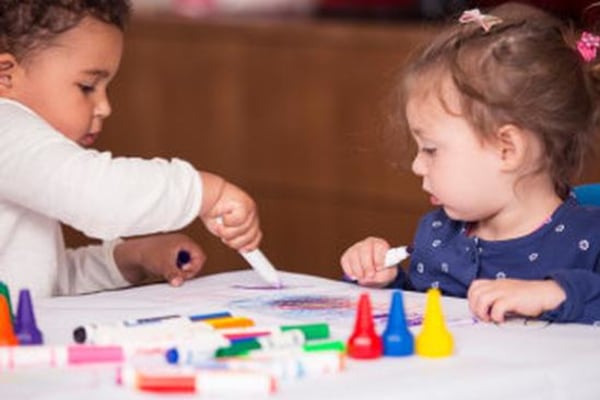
[415,288,454,358]
[205,316,255,329]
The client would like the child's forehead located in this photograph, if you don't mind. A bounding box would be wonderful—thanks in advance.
[15,17,124,88]
[406,75,463,121]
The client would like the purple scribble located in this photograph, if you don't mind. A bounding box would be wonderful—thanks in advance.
[232,284,287,290]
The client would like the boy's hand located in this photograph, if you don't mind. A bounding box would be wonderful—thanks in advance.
[340,237,398,288]
[467,278,566,323]
[114,233,206,287]
[200,176,262,252]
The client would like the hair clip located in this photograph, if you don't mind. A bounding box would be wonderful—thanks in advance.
[577,31,600,62]
[459,8,503,33]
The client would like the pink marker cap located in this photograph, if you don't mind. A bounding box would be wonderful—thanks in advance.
[67,345,125,364]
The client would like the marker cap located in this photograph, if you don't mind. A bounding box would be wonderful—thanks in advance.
[68,345,125,364]
[280,323,330,340]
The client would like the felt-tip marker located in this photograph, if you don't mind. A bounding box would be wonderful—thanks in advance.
[344,246,411,282]
[216,216,283,288]
[73,311,233,344]
[239,249,283,288]
[381,246,411,269]
[0,345,127,369]
[176,250,191,269]
[119,366,277,395]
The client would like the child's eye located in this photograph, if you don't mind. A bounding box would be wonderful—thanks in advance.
[421,147,437,155]
[78,84,96,94]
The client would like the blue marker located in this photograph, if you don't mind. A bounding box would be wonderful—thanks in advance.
[73,311,232,343]
[176,250,191,269]
[382,290,414,356]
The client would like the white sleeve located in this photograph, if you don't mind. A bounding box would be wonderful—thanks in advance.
[60,240,131,295]
[0,100,203,240]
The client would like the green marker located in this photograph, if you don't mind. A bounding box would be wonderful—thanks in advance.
[0,281,14,323]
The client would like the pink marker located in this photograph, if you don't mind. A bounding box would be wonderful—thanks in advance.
[0,345,126,369]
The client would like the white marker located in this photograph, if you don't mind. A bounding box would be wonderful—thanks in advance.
[216,217,282,288]
[240,249,283,288]
[345,246,410,281]
[382,246,410,269]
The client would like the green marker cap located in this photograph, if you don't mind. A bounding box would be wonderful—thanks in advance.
[0,281,13,320]
[280,323,330,340]
[303,339,346,353]
[215,338,260,357]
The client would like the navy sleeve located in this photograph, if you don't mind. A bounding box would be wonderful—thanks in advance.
[386,266,414,290]
[542,268,600,323]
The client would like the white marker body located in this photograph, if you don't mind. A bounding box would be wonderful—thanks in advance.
[240,249,283,288]
[383,246,410,268]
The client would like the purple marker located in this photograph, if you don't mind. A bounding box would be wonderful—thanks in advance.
[14,289,43,345]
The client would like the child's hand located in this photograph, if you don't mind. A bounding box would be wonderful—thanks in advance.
[467,278,566,323]
[200,177,262,252]
[340,237,398,288]
[114,233,206,287]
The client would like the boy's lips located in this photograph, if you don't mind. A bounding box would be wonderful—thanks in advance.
[80,132,98,147]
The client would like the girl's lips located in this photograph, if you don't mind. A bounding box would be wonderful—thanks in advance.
[430,195,441,206]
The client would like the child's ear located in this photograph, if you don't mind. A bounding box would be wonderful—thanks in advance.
[494,124,529,172]
[0,53,18,93]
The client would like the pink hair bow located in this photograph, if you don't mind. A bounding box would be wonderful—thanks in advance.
[459,8,503,33]
[577,32,600,62]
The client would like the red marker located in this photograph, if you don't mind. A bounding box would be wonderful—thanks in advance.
[347,292,383,359]
[119,366,277,396]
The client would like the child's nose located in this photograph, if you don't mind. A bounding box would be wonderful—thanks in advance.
[94,94,112,119]
[411,153,425,176]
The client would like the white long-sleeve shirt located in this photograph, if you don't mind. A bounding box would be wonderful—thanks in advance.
[0,98,203,299]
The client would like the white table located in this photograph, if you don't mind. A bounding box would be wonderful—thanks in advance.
[2,270,599,399]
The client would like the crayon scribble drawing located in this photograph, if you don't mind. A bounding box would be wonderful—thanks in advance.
[228,294,424,327]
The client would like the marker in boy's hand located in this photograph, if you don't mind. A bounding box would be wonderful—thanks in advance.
[113,233,206,287]
[176,250,191,269]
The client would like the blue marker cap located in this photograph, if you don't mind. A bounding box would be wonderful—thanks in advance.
[382,290,414,357]
[176,250,191,269]
[165,348,179,364]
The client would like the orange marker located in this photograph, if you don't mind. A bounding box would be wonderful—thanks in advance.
[0,296,18,346]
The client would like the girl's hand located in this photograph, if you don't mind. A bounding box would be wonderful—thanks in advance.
[340,237,398,288]
[200,178,262,252]
[114,233,206,287]
[467,278,566,323]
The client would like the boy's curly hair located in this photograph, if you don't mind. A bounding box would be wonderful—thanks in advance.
[0,0,131,61]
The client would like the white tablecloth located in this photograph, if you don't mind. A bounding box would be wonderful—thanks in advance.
[2,270,599,399]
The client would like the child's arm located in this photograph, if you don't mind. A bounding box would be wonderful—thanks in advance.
[113,233,206,287]
[340,237,398,287]
[197,172,261,252]
[467,279,566,323]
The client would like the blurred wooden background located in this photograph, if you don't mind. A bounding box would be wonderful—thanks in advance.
[64,14,600,280]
